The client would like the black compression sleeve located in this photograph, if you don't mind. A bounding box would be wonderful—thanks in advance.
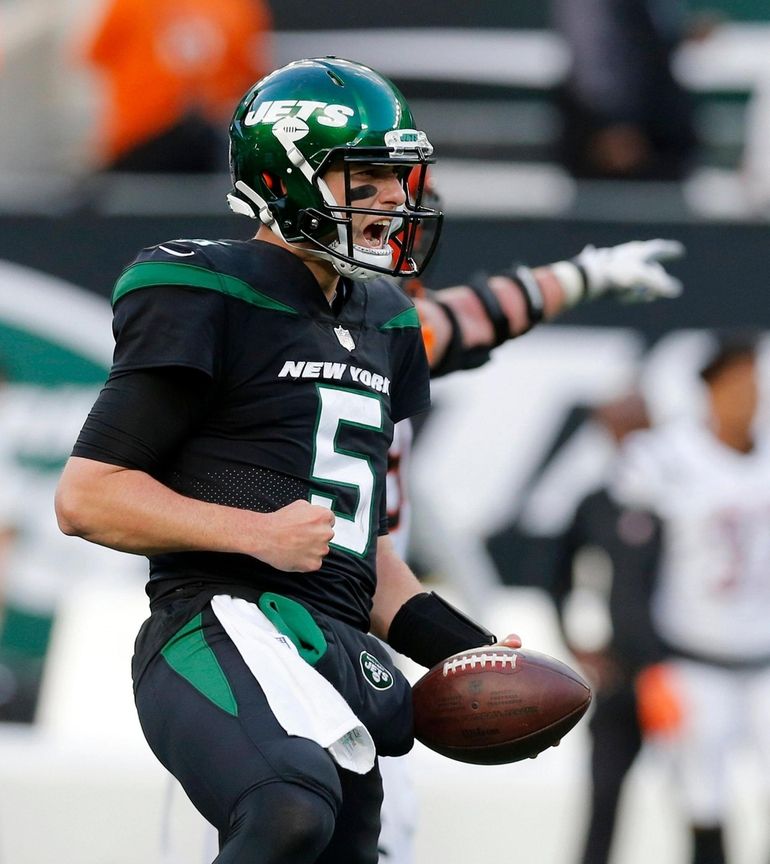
[72,367,214,472]
[387,591,497,668]
[504,264,545,329]
[467,270,510,347]
[431,299,491,378]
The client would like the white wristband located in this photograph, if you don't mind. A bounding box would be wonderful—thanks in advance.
[550,261,586,308]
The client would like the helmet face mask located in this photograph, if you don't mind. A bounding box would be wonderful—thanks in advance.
[228,58,443,281]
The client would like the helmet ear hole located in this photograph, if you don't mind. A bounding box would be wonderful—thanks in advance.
[262,172,285,197]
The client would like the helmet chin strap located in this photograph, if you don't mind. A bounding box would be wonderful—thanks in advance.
[327,241,393,281]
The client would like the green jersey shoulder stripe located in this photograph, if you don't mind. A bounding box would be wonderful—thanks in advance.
[112,261,298,315]
[379,305,420,330]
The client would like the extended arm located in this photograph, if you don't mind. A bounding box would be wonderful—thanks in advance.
[417,239,684,373]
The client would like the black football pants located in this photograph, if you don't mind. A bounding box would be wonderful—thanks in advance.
[134,605,383,864]
[580,683,643,864]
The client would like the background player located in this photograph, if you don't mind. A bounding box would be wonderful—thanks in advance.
[376,173,684,862]
[613,332,770,864]
[547,391,668,864]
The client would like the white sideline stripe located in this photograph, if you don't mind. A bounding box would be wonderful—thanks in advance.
[0,259,113,366]
[276,29,570,88]
[432,159,576,215]
[275,25,770,91]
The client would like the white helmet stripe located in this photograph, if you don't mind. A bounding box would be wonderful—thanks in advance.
[271,120,349,250]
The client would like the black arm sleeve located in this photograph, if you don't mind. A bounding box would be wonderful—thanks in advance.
[387,591,496,668]
[72,367,215,473]
[430,299,491,379]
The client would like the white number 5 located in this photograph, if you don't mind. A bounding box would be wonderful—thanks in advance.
[310,385,383,556]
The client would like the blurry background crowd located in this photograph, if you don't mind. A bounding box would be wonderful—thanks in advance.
[1,1,770,863]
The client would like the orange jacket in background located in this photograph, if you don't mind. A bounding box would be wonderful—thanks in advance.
[84,0,272,164]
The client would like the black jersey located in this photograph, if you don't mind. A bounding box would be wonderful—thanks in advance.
[551,487,665,677]
[86,238,430,629]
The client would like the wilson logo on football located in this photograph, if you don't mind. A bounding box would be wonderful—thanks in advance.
[359,651,393,690]
[442,652,518,676]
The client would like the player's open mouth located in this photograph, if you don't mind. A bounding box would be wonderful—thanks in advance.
[361,220,390,248]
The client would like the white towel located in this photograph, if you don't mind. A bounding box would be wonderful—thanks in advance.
[211,594,376,774]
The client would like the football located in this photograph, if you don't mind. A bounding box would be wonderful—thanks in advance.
[411,646,591,765]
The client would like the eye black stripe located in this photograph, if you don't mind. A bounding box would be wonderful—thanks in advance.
[348,184,377,202]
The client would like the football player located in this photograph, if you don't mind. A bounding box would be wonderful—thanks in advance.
[547,392,665,864]
[182,132,687,864]
[385,167,684,563]
[378,197,685,864]
[613,332,770,864]
[55,57,522,864]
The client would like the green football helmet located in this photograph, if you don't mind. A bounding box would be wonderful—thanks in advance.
[228,57,443,281]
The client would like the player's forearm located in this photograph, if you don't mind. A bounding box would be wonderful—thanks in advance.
[55,456,264,557]
[370,535,424,640]
[419,265,574,370]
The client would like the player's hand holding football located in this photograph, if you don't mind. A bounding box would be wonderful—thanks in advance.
[497,633,523,649]
[252,500,335,572]
[574,239,685,302]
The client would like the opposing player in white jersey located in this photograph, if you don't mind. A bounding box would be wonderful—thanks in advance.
[376,214,685,863]
[613,333,770,864]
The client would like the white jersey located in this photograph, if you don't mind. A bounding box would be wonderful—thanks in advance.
[613,419,770,661]
[386,419,414,559]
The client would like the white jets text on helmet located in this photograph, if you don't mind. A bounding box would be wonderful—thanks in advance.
[245,100,355,128]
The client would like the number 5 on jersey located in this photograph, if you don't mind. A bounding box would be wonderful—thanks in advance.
[310,385,384,556]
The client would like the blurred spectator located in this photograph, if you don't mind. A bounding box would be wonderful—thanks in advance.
[0,367,39,724]
[0,519,30,723]
[614,331,770,864]
[551,390,667,864]
[551,0,698,180]
[0,378,145,724]
[81,0,272,172]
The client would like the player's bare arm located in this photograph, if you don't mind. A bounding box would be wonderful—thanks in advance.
[369,534,425,640]
[373,535,522,660]
[55,456,334,571]
[418,239,685,370]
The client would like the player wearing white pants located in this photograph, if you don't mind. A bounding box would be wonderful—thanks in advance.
[375,240,684,864]
[614,333,770,864]
[671,659,770,825]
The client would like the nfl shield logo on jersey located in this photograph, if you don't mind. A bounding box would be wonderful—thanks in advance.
[334,325,355,351]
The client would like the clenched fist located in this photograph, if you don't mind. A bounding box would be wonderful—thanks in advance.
[251,500,336,572]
